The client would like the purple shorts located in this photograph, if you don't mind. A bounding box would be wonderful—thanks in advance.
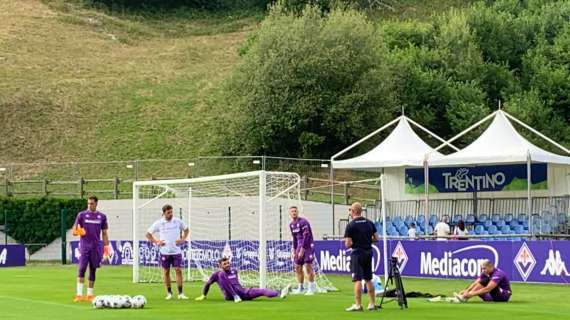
[161,254,182,269]
[294,248,315,266]
[480,288,511,302]
[78,247,102,273]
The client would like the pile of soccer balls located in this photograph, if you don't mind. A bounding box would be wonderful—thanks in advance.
[92,295,147,309]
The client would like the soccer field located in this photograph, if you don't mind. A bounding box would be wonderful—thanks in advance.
[0,265,568,320]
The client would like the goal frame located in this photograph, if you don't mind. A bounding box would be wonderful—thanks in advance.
[132,170,301,286]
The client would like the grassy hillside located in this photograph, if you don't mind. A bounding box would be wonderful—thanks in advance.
[0,0,476,164]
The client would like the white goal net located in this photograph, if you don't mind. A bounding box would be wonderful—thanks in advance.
[133,170,336,291]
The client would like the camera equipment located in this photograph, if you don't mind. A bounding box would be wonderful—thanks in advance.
[379,257,408,310]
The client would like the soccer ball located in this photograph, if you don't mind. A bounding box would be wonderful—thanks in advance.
[121,295,132,308]
[131,295,146,309]
[92,296,105,309]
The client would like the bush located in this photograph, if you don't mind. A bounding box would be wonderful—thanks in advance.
[0,198,86,254]
[220,4,397,158]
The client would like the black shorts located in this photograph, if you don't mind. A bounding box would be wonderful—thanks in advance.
[350,249,373,282]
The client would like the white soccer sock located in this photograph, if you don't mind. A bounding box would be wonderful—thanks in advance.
[297,283,304,290]
[87,288,94,296]
[309,281,316,291]
[76,283,83,296]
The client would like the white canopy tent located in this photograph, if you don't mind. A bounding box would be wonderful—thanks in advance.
[425,110,570,235]
[331,115,458,282]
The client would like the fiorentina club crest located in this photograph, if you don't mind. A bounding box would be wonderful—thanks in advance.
[514,242,536,281]
[223,242,233,261]
[391,241,408,272]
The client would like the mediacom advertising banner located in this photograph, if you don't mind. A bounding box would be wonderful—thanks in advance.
[71,240,570,284]
[0,244,26,267]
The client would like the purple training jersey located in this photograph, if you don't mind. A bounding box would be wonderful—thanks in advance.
[289,217,314,251]
[203,268,243,300]
[478,267,511,292]
[75,210,108,249]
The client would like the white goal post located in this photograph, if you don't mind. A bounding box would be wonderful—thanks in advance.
[132,170,336,291]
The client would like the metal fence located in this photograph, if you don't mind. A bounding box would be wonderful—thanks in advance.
[0,156,380,204]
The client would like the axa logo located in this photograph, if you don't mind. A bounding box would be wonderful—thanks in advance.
[540,250,570,277]
[0,248,7,265]
[514,242,536,281]
[392,241,408,272]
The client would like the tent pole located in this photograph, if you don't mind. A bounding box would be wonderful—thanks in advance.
[434,111,497,152]
[505,112,570,155]
[331,117,401,160]
[330,160,335,236]
[380,174,388,284]
[423,157,430,237]
[527,152,532,237]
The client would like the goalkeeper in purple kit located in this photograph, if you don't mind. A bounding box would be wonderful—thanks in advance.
[289,206,316,295]
[72,195,110,302]
[194,257,289,302]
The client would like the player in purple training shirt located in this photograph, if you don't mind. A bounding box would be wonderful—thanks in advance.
[72,195,110,302]
[455,259,512,302]
[288,206,316,295]
[194,257,289,302]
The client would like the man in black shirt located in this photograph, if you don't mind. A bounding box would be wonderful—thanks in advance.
[344,202,379,312]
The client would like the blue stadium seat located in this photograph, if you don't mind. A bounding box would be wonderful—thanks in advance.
[491,214,501,225]
[484,220,493,228]
[518,213,528,224]
[558,213,568,224]
[496,219,506,228]
[542,223,552,234]
[466,214,476,225]
[504,213,514,223]
[478,214,488,224]
[513,225,524,234]
[475,225,484,235]
[429,215,438,226]
[404,215,414,226]
[417,215,426,224]
[522,220,529,228]
[500,226,510,233]
[452,214,463,225]
[468,230,476,236]
[509,220,519,228]
[393,216,402,225]
[426,225,434,235]
[398,226,408,236]
[487,225,498,234]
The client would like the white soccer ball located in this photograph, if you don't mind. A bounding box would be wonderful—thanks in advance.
[110,295,123,309]
[131,295,146,309]
[121,295,132,308]
[92,296,105,309]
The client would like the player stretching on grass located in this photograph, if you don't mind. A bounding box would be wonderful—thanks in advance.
[195,257,289,302]
[455,259,512,302]
[73,195,110,302]
[146,204,190,300]
[289,206,317,295]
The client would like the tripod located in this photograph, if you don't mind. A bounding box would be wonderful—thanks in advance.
[379,257,408,310]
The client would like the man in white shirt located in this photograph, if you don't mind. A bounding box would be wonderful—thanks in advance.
[407,222,417,239]
[434,216,450,241]
[146,204,190,300]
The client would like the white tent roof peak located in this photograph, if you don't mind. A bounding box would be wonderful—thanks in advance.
[332,116,446,169]
[429,110,570,166]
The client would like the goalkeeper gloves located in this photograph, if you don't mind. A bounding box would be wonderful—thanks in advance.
[72,226,86,237]
[233,295,242,303]
[102,245,111,261]
[195,295,207,301]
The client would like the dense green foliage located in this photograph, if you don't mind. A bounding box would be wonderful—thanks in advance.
[0,198,85,252]
[221,0,570,158]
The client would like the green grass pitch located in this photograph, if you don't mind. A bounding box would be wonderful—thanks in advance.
[0,265,568,320]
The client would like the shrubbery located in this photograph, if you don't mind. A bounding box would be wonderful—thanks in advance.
[0,198,85,253]
[219,0,570,158]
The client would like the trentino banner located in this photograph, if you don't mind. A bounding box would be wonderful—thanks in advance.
[405,163,547,193]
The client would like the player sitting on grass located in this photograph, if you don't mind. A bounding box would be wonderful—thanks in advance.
[73,195,110,302]
[455,259,512,303]
[195,257,289,302]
